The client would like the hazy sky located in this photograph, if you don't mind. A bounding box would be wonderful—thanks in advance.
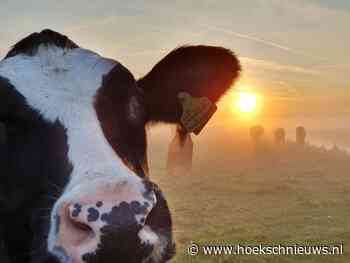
[1,0,349,120]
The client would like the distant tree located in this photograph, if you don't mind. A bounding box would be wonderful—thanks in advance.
[274,128,285,145]
[296,126,306,145]
[166,126,193,176]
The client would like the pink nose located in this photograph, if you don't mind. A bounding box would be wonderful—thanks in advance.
[67,202,101,240]
[55,192,156,262]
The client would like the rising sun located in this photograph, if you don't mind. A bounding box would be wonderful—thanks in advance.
[235,91,257,113]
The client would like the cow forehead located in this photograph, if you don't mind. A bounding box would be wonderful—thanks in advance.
[0,45,117,119]
[0,45,135,180]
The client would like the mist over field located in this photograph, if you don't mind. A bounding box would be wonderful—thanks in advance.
[147,115,350,262]
[148,115,350,159]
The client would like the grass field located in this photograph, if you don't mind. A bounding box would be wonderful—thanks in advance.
[148,126,350,262]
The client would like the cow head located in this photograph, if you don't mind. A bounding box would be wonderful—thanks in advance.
[0,30,240,263]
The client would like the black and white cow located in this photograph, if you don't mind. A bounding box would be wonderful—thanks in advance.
[0,29,240,263]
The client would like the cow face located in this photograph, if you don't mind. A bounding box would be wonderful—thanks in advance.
[0,30,240,263]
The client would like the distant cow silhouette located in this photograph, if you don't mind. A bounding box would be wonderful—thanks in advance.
[250,125,265,143]
[274,128,286,145]
[296,126,306,145]
[250,125,265,156]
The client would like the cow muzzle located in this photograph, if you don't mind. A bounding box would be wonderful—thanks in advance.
[48,177,174,263]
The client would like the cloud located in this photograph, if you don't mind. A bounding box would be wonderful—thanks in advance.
[205,25,292,52]
[240,57,321,75]
[258,0,350,21]
[312,63,350,70]
[65,16,118,33]
[202,24,328,62]
[265,83,301,100]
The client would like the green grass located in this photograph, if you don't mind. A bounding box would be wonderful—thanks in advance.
[148,130,350,263]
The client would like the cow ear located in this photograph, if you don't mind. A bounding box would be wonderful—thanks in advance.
[137,45,241,134]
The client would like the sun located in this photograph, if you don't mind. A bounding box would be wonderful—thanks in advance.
[235,92,257,113]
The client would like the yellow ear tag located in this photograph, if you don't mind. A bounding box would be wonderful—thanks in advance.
[178,92,217,135]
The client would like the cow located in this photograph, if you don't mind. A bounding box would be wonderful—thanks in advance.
[296,126,306,145]
[274,128,286,145]
[0,29,240,263]
[250,125,264,143]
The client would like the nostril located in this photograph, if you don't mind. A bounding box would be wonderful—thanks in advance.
[66,204,95,235]
[70,218,93,233]
[53,203,102,262]
[57,203,96,247]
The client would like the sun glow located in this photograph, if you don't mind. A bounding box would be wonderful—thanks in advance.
[236,92,258,113]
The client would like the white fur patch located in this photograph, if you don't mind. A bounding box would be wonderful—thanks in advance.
[0,45,133,183]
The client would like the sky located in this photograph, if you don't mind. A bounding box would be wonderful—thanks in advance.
[0,0,349,124]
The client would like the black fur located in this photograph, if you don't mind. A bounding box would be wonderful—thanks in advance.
[138,45,241,124]
[71,204,82,218]
[87,207,100,222]
[0,76,72,263]
[0,123,6,144]
[5,29,78,59]
[82,222,150,263]
[144,183,175,262]
[95,64,149,176]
